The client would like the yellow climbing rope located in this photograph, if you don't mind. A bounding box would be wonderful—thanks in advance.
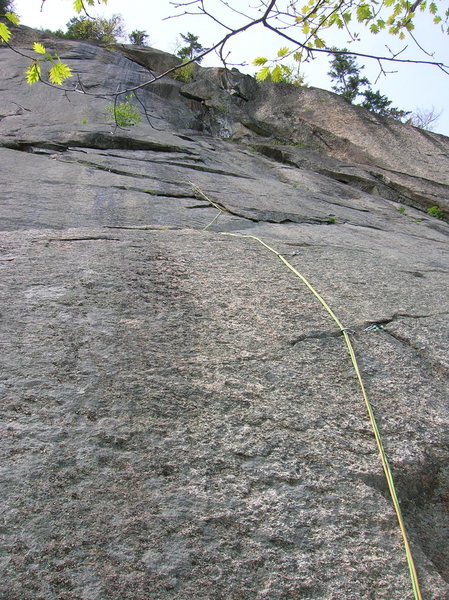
[221,231,423,600]
[191,181,423,599]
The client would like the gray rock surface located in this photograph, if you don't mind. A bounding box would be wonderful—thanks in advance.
[1,28,448,600]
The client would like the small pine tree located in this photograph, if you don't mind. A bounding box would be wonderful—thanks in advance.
[328,48,408,120]
[176,32,206,63]
[129,30,149,45]
[360,89,409,119]
[327,48,369,103]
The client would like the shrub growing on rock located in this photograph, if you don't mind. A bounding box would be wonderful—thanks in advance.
[106,94,141,127]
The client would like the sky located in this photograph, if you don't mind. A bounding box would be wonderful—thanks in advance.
[13,0,449,136]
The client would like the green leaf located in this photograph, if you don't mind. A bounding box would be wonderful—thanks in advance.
[370,23,380,33]
[75,0,105,7]
[356,3,373,21]
[5,11,20,25]
[392,3,402,17]
[314,37,326,48]
[0,22,11,43]
[26,63,41,85]
[277,46,289,58]
[271,65,283,82]
[434,15,442,23]
[252,56,267,66]
[33,42,47,55]
[73,0,84,12]
[293,52,302,62]
[49,62,72,85]
[429,2,437,14]
[256,66,270,81]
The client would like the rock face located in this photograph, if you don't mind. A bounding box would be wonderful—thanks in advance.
[1,28,448,600]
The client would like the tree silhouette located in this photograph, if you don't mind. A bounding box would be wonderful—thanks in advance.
[177,32,206,63]
[129,30,149,46]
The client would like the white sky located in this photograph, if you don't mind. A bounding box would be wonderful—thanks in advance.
[13,0,449,136]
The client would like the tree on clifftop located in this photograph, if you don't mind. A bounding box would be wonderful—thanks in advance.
[176,32,206,63]
[360,89,409,119]
[327,50,370,103]
[328,49,410,119]
[64,14,125,43]
[129,30,149,46]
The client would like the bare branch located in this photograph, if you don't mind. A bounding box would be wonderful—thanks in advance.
[132,90,165,131]
[410,106,443,130]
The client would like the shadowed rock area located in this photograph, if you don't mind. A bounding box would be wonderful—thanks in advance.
[1,27,448,600]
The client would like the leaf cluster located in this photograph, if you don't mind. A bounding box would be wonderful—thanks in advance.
[26,42,72,85]
[1,0,110,87]
[251,0,449,98]
[0,8,18,44]
[291,0,449,48]
[253,47,306,85]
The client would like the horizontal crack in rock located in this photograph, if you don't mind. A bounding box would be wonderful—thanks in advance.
[374,311,449,325]
[111,185,197,199]
[97,151,202,163]
[59,158,153,179]
[288,330,341,345]
[155,161,255,179]
[289,312,448,346]
[104,225,180,230]
[42,236,120,242]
